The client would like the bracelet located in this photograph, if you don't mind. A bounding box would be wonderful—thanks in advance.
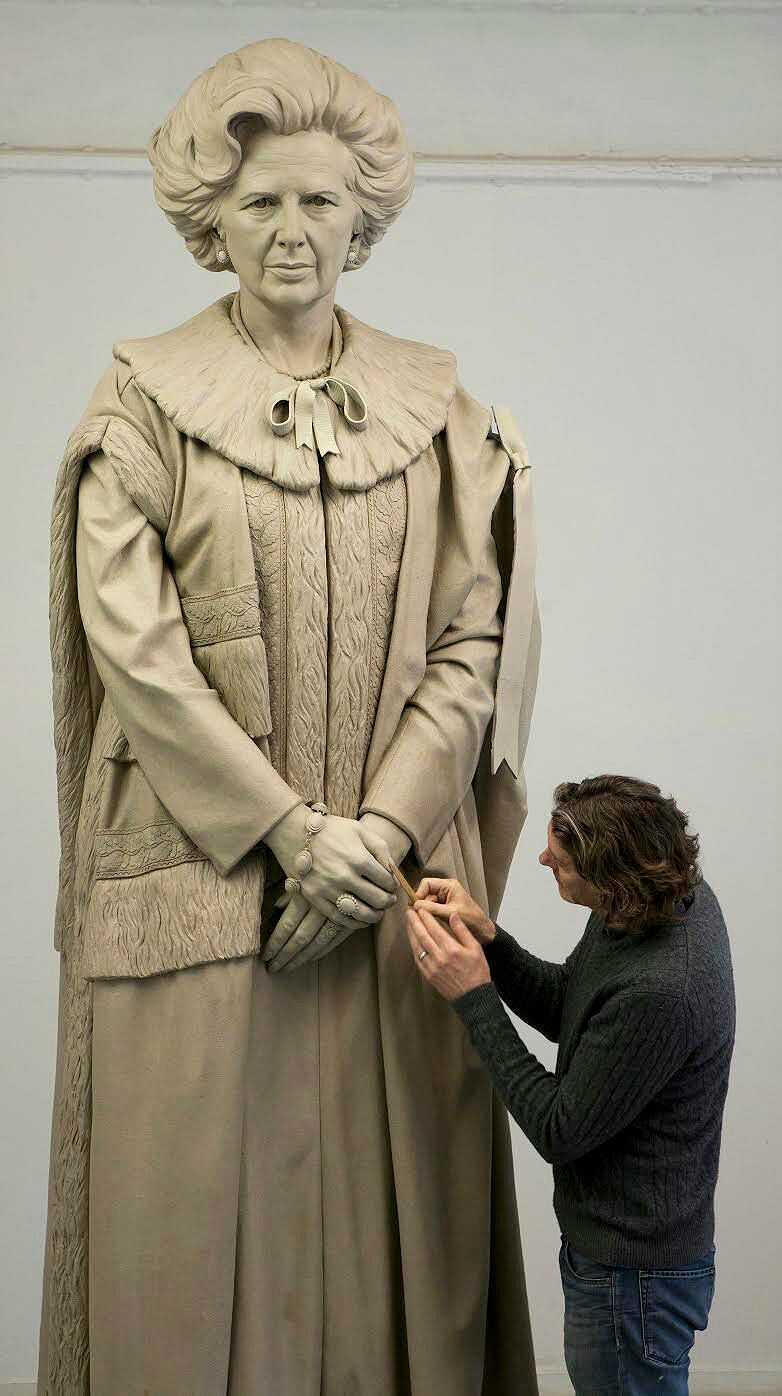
[284,802,328,895]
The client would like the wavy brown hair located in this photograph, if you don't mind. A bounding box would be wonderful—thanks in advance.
[551,775,701,932]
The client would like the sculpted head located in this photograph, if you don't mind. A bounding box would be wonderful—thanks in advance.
[148,38,414,306]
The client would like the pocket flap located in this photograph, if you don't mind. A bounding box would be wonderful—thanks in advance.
[100,707,135,762]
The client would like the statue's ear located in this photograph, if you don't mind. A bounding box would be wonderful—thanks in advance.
[344,231,363,270]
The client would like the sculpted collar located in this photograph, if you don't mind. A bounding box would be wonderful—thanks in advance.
[112,293,458,492]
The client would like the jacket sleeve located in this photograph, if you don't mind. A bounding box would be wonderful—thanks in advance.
[358,452,503,864]
[76,452,303,876]
[359,381,539,871]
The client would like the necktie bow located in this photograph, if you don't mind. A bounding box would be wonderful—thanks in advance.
[268,377,368,457]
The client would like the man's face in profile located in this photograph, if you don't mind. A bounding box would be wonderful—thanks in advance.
[539,821,600,911]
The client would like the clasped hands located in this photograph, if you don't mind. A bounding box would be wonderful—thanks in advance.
[262,805,410,973]
[261,803,497,999]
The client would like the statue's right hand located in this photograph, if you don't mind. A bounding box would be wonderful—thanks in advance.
[264,806,398,926]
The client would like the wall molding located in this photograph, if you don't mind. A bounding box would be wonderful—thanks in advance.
[1,0,779,12]
[2,149,780,185]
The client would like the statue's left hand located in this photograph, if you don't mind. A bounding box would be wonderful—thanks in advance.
[264,890,358,974]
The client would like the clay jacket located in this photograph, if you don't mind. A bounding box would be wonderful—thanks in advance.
[49,294,540,980]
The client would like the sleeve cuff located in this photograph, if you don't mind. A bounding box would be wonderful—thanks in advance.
[484,923,517,971]
[209,789,305,877]
[358,801,424,863]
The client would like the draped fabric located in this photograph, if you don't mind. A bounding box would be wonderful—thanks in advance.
[38,294,541,1395]
[83,455,418,1394]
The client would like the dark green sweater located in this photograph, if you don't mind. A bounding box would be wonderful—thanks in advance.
[454,880,735,1268]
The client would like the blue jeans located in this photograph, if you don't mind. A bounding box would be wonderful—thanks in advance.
[559,1237,716,1395]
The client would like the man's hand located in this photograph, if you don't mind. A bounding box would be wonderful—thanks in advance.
[405,904,491,1002]
[413,876,497,945]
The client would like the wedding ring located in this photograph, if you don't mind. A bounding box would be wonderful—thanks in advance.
[336,893,360,919]
[418,949,428,961]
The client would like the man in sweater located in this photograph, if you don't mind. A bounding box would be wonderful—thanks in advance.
[406,774,735,1396]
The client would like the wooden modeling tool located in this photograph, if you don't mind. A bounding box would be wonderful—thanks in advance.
[388,859,418,905]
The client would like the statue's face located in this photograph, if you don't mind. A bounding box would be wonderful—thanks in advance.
[219,128,359,312]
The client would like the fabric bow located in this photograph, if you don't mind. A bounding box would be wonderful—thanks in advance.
[268,377,368,457]
[490,405,538,777]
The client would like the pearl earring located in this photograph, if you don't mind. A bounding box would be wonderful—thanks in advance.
[345,249,359,267]
[216,246,228,265]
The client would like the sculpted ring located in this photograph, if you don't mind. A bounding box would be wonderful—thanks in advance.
[336,893,360,919]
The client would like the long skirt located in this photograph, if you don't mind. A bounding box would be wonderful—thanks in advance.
[39,879,539,1396]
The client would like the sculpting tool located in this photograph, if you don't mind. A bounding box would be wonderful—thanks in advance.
[388,859,418,905]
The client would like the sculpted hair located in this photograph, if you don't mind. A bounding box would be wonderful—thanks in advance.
[147,37,415,272]
[551,775,702,933]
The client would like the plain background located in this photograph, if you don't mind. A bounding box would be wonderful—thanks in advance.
[1,1,780,1390]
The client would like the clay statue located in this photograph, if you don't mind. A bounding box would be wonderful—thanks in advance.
[39,38,541,1395]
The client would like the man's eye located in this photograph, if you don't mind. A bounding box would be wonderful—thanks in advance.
[308,195,330,207]
[251,197,273,209]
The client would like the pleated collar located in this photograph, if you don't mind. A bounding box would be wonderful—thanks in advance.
[113,293,457,492]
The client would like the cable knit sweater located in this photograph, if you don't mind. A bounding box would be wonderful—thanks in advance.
[454,879,735,1267]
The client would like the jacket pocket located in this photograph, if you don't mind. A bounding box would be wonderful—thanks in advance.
[95,705,204,879]
[84,702,267,979]
[83,848,265,979]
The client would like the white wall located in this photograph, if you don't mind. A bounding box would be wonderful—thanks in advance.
[1,1,781,1387]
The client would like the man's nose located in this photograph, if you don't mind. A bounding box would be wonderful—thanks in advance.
[538,850,548,866]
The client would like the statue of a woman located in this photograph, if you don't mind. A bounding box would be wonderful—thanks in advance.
[40,38,541,1396]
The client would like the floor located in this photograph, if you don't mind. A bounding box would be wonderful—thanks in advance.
[5,1371,781,1394]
